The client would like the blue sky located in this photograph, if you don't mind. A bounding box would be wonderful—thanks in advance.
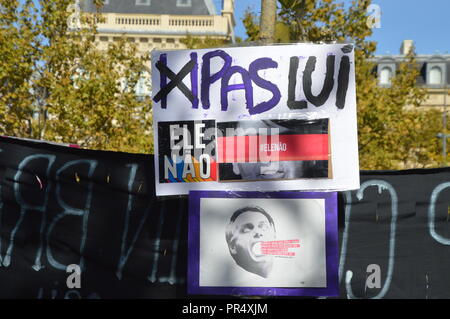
[213,0,450,55]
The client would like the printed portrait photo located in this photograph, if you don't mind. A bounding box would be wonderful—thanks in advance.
[198,196,328,288]
[216,119,331,182]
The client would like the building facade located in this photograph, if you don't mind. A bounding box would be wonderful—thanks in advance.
[79,0,235,97]
[81,0,235,53]
[374,40,450,111]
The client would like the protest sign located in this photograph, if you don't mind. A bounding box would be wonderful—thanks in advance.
[187,191,338,296]
[152,44,359,196]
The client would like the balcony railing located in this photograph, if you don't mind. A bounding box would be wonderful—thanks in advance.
[97,13,220,33]
[114,17,161,26]
[168,17,214,27]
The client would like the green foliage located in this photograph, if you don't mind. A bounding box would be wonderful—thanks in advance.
[180,34,231,50]
[0,0,152,153]
[357,48,442,169]
[1,0,445,165]
[242,0,444,169]
[242,11,289,43]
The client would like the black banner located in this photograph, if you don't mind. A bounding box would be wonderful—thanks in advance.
[0,137,449,299]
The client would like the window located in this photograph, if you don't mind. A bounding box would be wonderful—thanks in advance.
[71,67,89,90]
[377,61,396,86]
[427,59,446,87]
[429,66,443,85]
[136,0,151,5]
[176,0,192,7]
[379,67,392,85]
[135,71,151,97]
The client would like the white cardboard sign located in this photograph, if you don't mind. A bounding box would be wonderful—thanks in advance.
[151,43,359,196]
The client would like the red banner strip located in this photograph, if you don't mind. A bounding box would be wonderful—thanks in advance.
[217,134,328,163]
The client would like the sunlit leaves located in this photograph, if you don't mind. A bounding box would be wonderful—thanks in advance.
[242,0,442,169]
[0,0,152,153]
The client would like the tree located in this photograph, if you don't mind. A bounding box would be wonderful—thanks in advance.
[259,0,277,44]
[180,33,238,50]
[0,0,152,153]
[243,0,443,169]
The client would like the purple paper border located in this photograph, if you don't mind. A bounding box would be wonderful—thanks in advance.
[187,191,339,297]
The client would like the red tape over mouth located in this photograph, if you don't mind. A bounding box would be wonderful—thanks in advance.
[256,239,301,257]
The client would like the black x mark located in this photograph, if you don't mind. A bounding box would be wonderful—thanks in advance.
[153,59,196,105]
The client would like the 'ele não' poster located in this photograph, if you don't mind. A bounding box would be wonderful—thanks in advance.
[151,43,359,196]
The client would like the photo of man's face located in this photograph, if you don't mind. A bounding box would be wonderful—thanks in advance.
[232,120,305,181]
[225,207,276,278]
[217,118,329,182]
[234,160,305,181]
[197,196,330,290]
